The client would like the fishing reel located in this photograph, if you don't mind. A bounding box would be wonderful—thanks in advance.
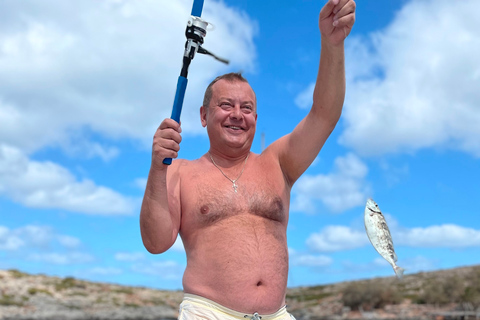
[183,16,229,64]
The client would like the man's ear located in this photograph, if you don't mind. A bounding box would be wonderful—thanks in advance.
[200,105,207,127]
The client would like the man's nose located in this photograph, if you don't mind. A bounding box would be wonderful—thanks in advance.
[230,105,242,119]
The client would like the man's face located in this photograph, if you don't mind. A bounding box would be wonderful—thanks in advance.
[201,79,257,150]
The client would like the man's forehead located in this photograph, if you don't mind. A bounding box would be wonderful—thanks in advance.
[211,79,256,100]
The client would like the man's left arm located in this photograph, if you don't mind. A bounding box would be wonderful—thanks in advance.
[273,0,356,186]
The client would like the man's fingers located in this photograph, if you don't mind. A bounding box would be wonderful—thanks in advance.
[332,12,355,30]
[152,131,182,162]
[153,145,179,161]
[155,138,180,153]
[333,0,349,13]
[319,0,338,20]
[154,127,182,144]
[159,118,182,133]
[151,118,183,163]
[333,0,356,22]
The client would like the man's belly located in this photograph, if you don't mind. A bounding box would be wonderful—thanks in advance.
[181,216,289,314]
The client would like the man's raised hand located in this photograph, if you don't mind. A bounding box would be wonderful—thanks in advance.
[319,0,356,46]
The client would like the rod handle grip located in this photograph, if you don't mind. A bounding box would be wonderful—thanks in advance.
[163,76,188,165]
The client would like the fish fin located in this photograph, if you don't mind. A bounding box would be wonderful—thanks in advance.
[394,266,405,279]
[393,252,398,262]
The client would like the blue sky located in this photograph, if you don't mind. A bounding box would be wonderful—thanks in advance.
[1,0,479,290]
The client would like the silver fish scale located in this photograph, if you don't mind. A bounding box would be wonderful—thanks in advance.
[364,198,404,278]
[369,214,396,263]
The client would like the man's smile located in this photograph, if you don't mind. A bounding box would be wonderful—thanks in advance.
[225,125,245,131]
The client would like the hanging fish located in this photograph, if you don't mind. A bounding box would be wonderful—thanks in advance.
[364,198,404,279]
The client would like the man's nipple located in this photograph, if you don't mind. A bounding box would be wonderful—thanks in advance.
[200,205,210,215]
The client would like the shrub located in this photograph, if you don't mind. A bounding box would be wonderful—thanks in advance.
[342,281,402,310]
[28,288,53,296]
[460,269,480,308]
[419,276,466,305]
[114,287,134,295]
[0,294,23,306]
[55,277,78,291]
[8,269,28,279]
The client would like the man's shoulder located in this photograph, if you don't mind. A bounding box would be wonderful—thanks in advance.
[166,156,207,188]
[169,156,206,172]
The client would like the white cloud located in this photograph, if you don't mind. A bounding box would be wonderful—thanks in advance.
[115,252,146,262]
[28,252,94,265]
[290,253,333,267]
[16,225,54,248]
[306,226,369,253]
[294,83,315,109]
[340,0,480,157]
[0,0,256,157]
[63,139,120,162]
[367,256,438,276]
[379,160,409,187]
[171,236,185,252]
[82,267,123,276]
[133,178,147,190]
[0,225,54,250]
[303,221,480,255]
[132,260,184,280]
[0,226,24,250]
[0,0,255,216]
[401,255,437,273]
[291,153,370,213]
[0,144,135,215]
[341,259,391,275]
[0,225,82,250]
[0,224,96,265]
[380,214,480,248]
[57,235,82,249]
[372,257,390,268]
[395,224,480,248]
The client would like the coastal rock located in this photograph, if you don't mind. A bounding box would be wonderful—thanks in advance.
[2,266,480,320]
[0,270,181,320]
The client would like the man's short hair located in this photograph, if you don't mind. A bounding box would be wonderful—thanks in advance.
[202,72,253,108]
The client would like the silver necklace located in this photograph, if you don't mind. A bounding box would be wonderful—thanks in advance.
[208,152,249,193]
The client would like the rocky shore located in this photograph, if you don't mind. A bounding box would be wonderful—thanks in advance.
[0,270,182,320]
[1,266,480,320]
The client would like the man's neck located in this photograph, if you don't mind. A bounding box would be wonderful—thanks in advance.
[207,148,251,167]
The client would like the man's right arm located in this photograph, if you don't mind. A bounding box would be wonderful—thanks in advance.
[140,119,182,254]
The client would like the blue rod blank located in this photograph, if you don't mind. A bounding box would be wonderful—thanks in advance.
[191,0,204,17]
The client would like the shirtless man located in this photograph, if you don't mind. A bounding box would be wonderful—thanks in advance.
[140,0,355,319]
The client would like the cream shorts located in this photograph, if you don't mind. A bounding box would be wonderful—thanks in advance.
[178,293,296,320]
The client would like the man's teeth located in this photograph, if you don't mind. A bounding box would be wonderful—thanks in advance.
[228,126,241,130]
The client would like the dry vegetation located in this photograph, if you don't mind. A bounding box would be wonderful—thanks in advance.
[1,265,480,319]
[338,268,480,310]
[284,265,480,319]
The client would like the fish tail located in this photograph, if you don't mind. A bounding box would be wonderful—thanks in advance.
[394,266,405,279]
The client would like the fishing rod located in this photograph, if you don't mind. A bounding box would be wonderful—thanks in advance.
[163,0,229,165]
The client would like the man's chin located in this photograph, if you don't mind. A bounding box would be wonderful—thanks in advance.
[222,137,252,149]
